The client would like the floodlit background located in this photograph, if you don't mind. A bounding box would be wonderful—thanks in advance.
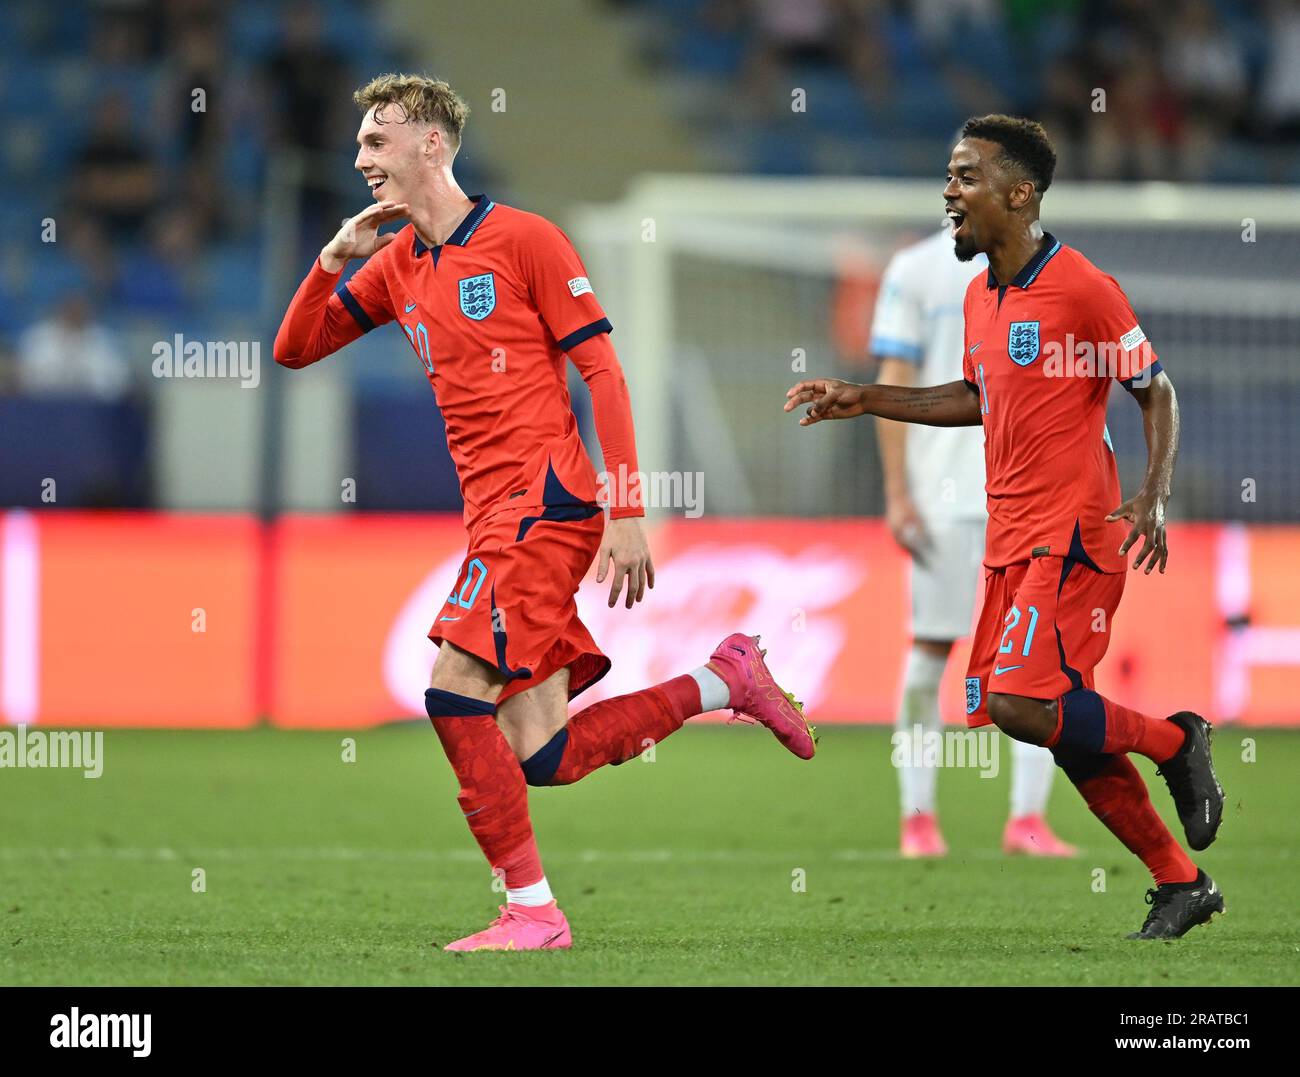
[1,0,1298,729]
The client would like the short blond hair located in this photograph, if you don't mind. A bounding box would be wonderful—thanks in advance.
[353,73,469,150]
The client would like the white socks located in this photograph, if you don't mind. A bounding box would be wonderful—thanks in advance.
[507,876,554,907]
[1009,739,1057,818]
[893,645,1058,821]
[689,666,731,713]
[896,646,948,816]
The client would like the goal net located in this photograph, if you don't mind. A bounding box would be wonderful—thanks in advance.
[572,176,1300,523]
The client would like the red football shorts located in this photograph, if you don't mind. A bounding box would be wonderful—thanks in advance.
[429,488,610,705]
[965,555,1125,727]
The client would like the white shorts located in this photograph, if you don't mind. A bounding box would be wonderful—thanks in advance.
[909,518,985,642]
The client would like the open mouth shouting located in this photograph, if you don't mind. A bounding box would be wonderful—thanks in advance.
[946,205,967,240]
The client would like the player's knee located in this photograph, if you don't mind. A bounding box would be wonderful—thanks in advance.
[986,692,1045,743]
[985,692,1016,730]
[494,714,532,763]
[428,642,505,700]
[518,727,569,786]
[1050,744,1108,784]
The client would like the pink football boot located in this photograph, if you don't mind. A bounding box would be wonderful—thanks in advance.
[900,812,948,858]
[1002,814,1079,857]
[707,633,816,759]
[443,903,572,953]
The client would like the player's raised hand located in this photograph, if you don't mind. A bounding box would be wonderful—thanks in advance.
[596,516,655,610]
[1107,489,1169,574]
[320,201,410,271]
[784,378,870,425]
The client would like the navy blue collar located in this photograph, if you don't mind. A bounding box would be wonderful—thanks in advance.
[985,232,1061,290]
[413,194,495,257]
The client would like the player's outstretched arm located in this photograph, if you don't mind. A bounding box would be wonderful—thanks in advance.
[273,201,408,369]
[784,378,982,428]
[568,333,655,609]
[1107,370,1179,574]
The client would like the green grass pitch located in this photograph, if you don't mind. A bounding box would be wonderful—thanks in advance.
[1,724,1296,986]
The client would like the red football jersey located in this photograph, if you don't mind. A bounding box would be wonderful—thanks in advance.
[961,235,1161,572]
[276,195,639,527]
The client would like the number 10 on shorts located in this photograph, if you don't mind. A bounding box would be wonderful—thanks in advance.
[448,557,488,610]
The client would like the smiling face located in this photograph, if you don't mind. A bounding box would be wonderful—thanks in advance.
[943,137,1031,262]
[353,103,438,204]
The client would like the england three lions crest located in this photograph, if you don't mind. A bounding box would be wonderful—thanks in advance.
[458,273,496,321]
[1007,320,1040,366]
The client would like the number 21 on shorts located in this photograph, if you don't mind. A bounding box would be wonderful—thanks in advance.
[999,603,1039,657]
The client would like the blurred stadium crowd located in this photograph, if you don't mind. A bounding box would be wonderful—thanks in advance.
[0,0,428,505]
[1,0,405,376]
[632,0,1300,180]
[1,0,1297,511]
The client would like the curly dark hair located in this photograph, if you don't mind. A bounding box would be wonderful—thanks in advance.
[960,114,1057,195]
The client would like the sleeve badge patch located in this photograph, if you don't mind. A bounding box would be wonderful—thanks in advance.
[1120,325,1147,351]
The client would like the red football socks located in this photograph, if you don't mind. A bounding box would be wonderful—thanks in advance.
[1099,698,1186,761]
[1068,755,1198,885]
[1048,688,1187,763]
[426,689,544,889]
[550,674,701,786]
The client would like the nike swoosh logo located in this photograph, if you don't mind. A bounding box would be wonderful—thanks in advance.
[462,807,484,818]
[992,664,1024,675]
[969,342,982,354]
[438,615,461,622]
[405,301,417,313]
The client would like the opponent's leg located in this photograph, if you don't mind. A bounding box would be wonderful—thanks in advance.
[1008,739,1055,818]
[895,640,949,858]
[425,643,569,952]
[897,518,984,857]
[1003,740,1077,857]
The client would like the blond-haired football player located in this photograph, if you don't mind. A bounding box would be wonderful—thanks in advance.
[275,74,815,951]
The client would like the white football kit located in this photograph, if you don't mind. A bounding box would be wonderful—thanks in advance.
[869,226,987,641]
